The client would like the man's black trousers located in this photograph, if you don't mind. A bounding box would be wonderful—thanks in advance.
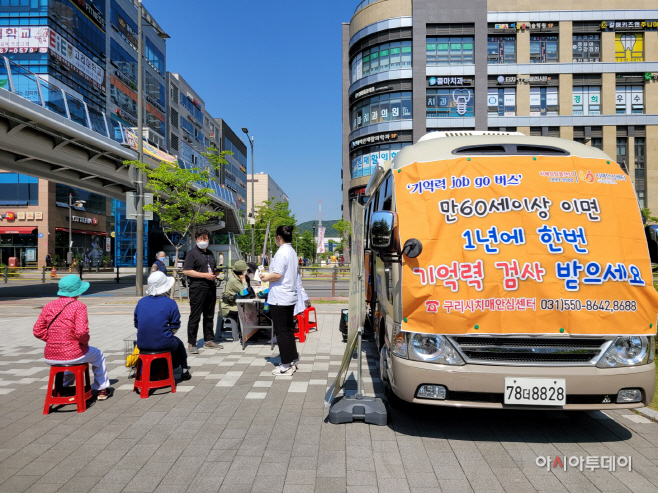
[270,304,298,365]
[187,288,216,346]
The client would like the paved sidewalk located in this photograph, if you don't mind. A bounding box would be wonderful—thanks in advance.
[0,303,657,492]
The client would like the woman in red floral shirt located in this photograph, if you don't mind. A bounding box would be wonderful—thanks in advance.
[33,275,110,400]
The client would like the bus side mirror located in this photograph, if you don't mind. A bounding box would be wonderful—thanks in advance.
[370,211,398,252]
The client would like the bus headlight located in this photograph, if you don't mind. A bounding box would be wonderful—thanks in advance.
[410,333,464,365]
[597,336,650,368]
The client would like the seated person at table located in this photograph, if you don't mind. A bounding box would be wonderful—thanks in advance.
[134,272,191,380]
[221,260,248,328]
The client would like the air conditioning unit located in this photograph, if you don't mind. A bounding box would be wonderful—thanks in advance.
[184,135,192,143]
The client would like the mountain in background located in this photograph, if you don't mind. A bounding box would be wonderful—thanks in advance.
[297,220,339,237]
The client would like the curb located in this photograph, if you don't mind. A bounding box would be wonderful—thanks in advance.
[634,406,658,423]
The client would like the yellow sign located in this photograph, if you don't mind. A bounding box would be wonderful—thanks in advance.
[395,156,658,336]
[110,231,116,238]
[615,33,643,62]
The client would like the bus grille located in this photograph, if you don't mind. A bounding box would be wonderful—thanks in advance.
[449,337,608,365]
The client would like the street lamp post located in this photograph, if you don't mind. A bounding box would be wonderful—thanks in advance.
[135,0,169,296]
[67,194,86,266]
[241,127,254,262]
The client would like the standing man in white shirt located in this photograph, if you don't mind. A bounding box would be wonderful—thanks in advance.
[260,225,299,375]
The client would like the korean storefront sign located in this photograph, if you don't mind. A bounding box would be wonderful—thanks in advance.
[49,30,105,92]
[428,77,473,87]
[125,130,176,163]
[395,156,658,336]
[0,26,49,53]
[614,33,644,62]
[601,21,658,31]
[351,133,398,149]
[116,13,138,48]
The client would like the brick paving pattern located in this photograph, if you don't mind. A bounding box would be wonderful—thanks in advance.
[0,304,657,492]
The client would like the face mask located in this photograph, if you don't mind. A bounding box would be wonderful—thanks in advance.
[197,241,209,249]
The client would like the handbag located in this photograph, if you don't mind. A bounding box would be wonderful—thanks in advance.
[46,300,75,338]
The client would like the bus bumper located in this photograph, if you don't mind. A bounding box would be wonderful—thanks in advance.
[389,355,656,410]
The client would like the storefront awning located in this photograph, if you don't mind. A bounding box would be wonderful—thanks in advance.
[0,227,36,234]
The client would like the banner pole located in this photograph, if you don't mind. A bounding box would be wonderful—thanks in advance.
[356,326,364,397]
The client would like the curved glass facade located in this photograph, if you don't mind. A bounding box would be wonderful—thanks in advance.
[350,40,412,84]
[350,91,412,131]
[350,142,410,179]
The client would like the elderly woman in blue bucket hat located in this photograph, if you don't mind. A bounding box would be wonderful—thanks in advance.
[33,275,111,400]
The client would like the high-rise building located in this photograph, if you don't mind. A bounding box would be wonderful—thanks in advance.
[247,173,289,211]
[342,0,658,220]
[215,119,248,215]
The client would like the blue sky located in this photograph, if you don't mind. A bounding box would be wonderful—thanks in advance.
[146,0,355,223]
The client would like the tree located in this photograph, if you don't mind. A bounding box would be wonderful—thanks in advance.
[127,148,230,290]
[295,230,314,259]
[642,208,658,224]
[237,198,296,260]
[333,218,351,255]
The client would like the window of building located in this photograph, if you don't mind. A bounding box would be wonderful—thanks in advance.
[180,117,194,134]
[572,34,600,62]
[487,88,515,116]
[615,32,643,62]
[616,137,628,173]
[530,35,558,63]
[144,37,165,74]
[615,85,644,114]
[179,95,195,114]
[194,128,202,143]
[350,143,410,179]
[572,86,600,115]
[426,37,474,66]
[530,127,560,138]
[351,92,412,131]
[530,87,558,116]
[635,136,646,207]
[487,36,515,64]
[0,173,38,206]
[351,41,412,83]
[110,38,137,83]
[427,88,474,118]
[144,71,165,108]
[591,137,602,150]
[55,185,105,215]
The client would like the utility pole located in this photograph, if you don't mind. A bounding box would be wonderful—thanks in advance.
[241,128,255,262]
[135,0,144,296]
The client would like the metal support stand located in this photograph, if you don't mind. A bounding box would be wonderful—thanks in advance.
[328,327,387,425]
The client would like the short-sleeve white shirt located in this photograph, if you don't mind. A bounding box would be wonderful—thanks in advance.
[267,243,298,306]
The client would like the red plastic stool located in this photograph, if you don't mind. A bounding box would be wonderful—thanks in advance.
[43,363,92,414]
[304,306,318,333]
[133,351,176,398]
[293,314,306,343]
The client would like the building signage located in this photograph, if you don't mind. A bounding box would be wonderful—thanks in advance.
[351,133,398,149]
[115,107,137,126]
[429,77,473,86]
[106,237,111,253]
[125,130,176,163]
[17,212,25,220]
[116,13,138,48]
[518,75,551,84]
[354,87,375,99]
[0,26,50,53]
[35,212,43,220]
[70,0,105,31]
[601,21,658,31]
[5,212,15,221]
[26,212,34,220]
[496,75,517,84]
[70,216,98,225]
[49,31,105,93]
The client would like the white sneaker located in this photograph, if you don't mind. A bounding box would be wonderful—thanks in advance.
[267,336,277,344]
[271,364,296,376]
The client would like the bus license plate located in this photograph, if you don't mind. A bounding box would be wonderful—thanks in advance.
[504,378,566,406]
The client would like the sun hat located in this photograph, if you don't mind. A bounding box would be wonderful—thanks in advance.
[146,271,175,296]
[57,275,90,298]
[233,260,248,272]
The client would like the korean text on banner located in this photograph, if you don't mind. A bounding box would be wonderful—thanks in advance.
[325,202,365,407]
[317,226,326,254]
[395,156,658,336]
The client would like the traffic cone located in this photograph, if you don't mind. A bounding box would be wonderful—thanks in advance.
[51,266,57,278]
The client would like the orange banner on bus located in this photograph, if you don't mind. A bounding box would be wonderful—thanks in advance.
[395,155,658,336]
